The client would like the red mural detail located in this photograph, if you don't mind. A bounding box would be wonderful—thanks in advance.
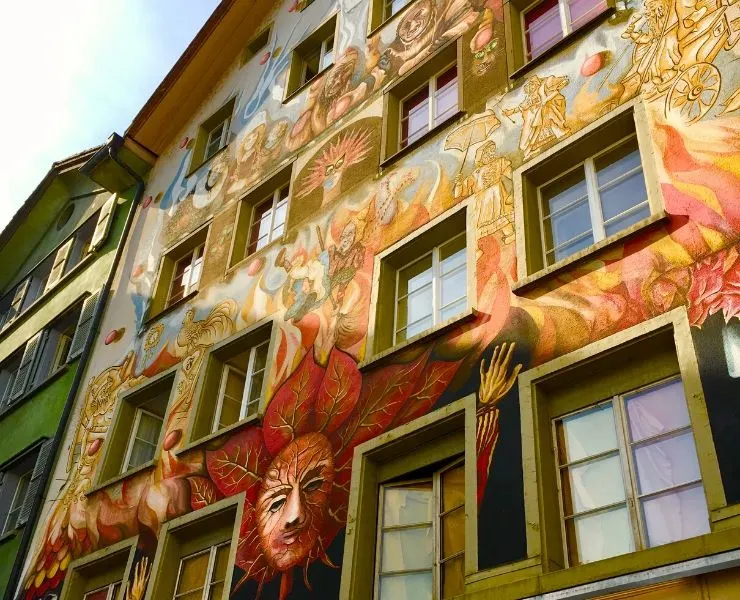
[689,246,740,326]
[188,476,223,511]
[207,427,271,501]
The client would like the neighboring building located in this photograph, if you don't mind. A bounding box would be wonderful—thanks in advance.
[0,150,137,595]
[11,0,740,598]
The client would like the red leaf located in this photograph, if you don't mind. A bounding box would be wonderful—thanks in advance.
[188,476,223,511]
[336,351,428,462]
[206,427,270,501]
[392,358,462,426]
[263,350,325,455]
[315,347,361,435]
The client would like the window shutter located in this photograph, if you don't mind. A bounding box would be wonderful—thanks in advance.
[4,279,31,327]
[67,290,100,361]
[16,440,53,527]
[9,331,46,401]
[90,195,117,251]
[43,239,74,293]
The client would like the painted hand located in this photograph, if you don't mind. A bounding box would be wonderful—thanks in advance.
[478,342,522,407]
[126,557,151,600]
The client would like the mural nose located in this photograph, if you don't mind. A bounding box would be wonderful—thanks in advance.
[283,488,305,530]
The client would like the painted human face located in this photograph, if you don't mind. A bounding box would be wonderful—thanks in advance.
[256,433,334,570]
[398,0,434,45]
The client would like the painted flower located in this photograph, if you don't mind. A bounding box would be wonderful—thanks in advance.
[688,246,740,326]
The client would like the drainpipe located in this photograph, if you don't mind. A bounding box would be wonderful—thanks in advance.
[4,144,146,600]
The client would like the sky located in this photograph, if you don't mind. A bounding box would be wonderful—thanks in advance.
[0,0,221,230]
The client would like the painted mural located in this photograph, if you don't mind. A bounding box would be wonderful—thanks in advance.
[18,0,740,597]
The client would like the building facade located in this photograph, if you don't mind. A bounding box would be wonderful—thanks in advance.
[13,0,740,598]
[0,151,136,595]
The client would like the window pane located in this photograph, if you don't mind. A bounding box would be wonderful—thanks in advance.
[246,370,264,413]
[633,431,702,495]
[207,583,224,600]
[596,138,649,235]
[386,0,412,18]
[253,342,269,373]
[434,66,458,125]
[566,506,634,564]
[439,236,466,274]
[248,200,273,255]
[625,379,690,442]
[303,50,320,82]
[189,257,203,291]
[402,87,430,147]
[83,588,113,600]
[641,483,710,547]
[561,454,626,514]
[219,369,246,429]
[212,544,231,582]
[399,255,433,295]
[440,267,466,311]
[557,403,618,463]
[176,551,210,594]
[320,37,334,70]
[442,555,464,599]
[381,526,434,571]
[568,0,606,28]
[441,464,465,511]
[272,201,288,233]
[441,507,465,558]
[525,0,563,59]
[128,439,157,468]
[379,571,432,600]
[383,483,433,526]
[541,168,593,262]
[136,412,163,444]
[397,290,433,340]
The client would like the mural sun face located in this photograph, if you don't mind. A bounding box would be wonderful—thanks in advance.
[256,432,335,570]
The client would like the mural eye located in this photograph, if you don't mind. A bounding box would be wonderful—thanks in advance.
[303,477,323,492]
[269,497,287,513]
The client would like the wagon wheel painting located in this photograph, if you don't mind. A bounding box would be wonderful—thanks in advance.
[666,63,721,123]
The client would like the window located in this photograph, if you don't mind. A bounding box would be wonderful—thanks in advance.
[123,408,165,472]
[96,373,174,483]
[150,227,209,318]
[518,309,726,580]
[515,102,661,280]
[168,243,205,307]
[523,0,608,60]
[400,64,458,149]
[0,441,51,536]
[247,185,289,257]
[555,377,710,566]
[385,0,412,20]
[3,470,31,535]
[243,24,272,64]
[230,166,292,267]
[189,321,275,442]
[376,460,465,600]
[172,542,230,600]
[190,98,236,171]
[0,351,22,408]
[147,499,239,600]
[383,41,462,161]
[371,205,469,355]
[340,395,474,600]
[82,583,122,600]
[59,537,136,600]
[34,302,83,384]
[369,0,414,30]
[285,16,337,97]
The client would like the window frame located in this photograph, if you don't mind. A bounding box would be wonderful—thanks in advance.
[185,319,278,447]
[339,394,478,600]
[172,540,231,600]
[188,98,236,174]
[552,375,708,567]
[382,38,463,165]
[93,369,176,488]
[146,495,243,600]
[2,469,31,535]
[246,184,289,258]
[398,62,459,150]
[284,14,338,100]
[366,200,474,359]
[121,407,166,474]
[373,457,465,600]
[59,536,138,600]
[167,242,206,308]
[204,118,231,163]
[228,164,293,269]
[513,99,665,287]
[516,307,726,583]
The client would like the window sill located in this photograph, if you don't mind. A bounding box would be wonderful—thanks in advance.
[283,63,334,105]
[513,211,668,294]
[509,6,615,81]
[226,234,286,277]
[0,364,71,422]
[0,253,97,341]
[177,413,261,457]
[185,143,230,179]
[87,459,156,497]
[359,307,478,371]
[367,0,419,39]
[0,527,21,545]
[380,109,467,171]
[144,290,199,327]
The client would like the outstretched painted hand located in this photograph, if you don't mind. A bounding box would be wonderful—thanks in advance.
[479,342,522,407]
